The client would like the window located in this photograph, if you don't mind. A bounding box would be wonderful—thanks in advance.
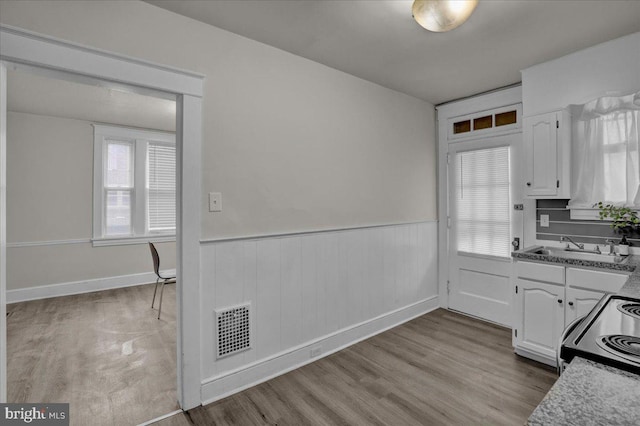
[455,146,511,258]
[449,105,520,139]
[93,125,176,245]
[569,91,640,217]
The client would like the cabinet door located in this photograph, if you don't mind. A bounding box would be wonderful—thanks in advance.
[565,287,605,324]
[515,278,565,360]
[524,112,558,197]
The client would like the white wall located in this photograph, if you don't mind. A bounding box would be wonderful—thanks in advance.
[0,0,436,241]
[522,32,640,116]
[6,111,176,293]
[0,0,437,405]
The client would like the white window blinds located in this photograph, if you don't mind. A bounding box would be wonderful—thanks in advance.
[104,141,133,236]
[455,146,511,258]
[147,142,176,232]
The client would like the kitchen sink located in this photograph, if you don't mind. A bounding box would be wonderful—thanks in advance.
[524,246,629,264]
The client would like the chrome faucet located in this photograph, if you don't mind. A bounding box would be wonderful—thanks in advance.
[605,239,617,255]
[560,236,584,250]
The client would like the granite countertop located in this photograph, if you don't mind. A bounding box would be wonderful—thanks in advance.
[512,246,638,273]
[524,253,640,425]
[618,256,640,297]
[528,358,640,426]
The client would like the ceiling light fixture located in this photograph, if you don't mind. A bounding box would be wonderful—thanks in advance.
[412,0,478,32]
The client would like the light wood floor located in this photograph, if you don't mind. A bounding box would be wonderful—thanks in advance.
[7,283,178,426]
[158,309,557,426]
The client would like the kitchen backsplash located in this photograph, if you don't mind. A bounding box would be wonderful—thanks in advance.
[536,199,640,246]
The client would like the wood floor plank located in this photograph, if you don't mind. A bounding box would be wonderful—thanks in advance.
[194,308,556,426]
[7,283,178,426]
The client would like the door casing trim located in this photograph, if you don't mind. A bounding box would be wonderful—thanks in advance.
[0,24,204,409]
[436,86,523,310]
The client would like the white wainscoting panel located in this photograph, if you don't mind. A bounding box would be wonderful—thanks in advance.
[199,221,438,402]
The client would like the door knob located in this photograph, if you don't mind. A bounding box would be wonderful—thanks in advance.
[568,301,574,306]
[526,182,531,186]
[557,299,563,304]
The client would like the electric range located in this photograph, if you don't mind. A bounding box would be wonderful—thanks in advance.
[560,294,640,374]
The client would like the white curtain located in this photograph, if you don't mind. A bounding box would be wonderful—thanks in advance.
[569,91,640,208]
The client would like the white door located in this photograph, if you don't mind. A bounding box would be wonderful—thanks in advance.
[447,133,523,326]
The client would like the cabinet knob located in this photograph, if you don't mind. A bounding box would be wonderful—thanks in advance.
[557,299,563,304]
[568,301,574,306]
[526,182,531,186]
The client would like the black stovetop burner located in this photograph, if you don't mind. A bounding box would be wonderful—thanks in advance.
[619,303,640,319]
[598,335,640,362]
[561,295,640,375]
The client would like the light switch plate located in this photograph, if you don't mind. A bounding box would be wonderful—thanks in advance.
[540,214,549,227]
[209,192,222,212]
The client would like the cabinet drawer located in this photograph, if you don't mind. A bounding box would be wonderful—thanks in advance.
[517,261,564,284]
[566,267,629,293]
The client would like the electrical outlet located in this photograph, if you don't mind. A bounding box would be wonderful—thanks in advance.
[310,346,322,358]
[209,192,222,212]
[540,214,550,227]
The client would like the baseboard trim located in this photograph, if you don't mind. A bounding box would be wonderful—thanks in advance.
[200,295,439,405]
[6,269,176,303]
[514,347,557,368]
[136,409,183,426]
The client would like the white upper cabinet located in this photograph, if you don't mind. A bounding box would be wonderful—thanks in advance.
[523,110,570,199]
[520,33,640,200]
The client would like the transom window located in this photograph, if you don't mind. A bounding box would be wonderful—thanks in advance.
[93,124,176,245]
[449,105,520,140]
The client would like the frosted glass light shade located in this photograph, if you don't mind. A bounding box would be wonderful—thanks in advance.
[412,0,478,32]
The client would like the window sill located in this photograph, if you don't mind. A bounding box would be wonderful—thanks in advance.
[569,207,602,221]
[568,206,640,221]
[92,234,176,247]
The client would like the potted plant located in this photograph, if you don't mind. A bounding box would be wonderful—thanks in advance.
[595,202,639,254]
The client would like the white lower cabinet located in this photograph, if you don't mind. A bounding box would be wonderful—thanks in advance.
[513,261,629,366]
[515,278,565,362]
[564,287,604,325]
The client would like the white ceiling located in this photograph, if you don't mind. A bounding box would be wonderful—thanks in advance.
[145,0,640,105]
[7,70,176,132]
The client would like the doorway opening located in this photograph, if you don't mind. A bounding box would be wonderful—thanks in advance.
[0,24,204,416]
[4,65,179,424]
[437,98,524,327]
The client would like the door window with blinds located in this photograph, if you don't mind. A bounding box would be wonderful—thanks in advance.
[93,124,176,245]
[454,146,511,258]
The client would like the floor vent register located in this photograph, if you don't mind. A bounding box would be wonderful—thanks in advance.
[215,303,251,359]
